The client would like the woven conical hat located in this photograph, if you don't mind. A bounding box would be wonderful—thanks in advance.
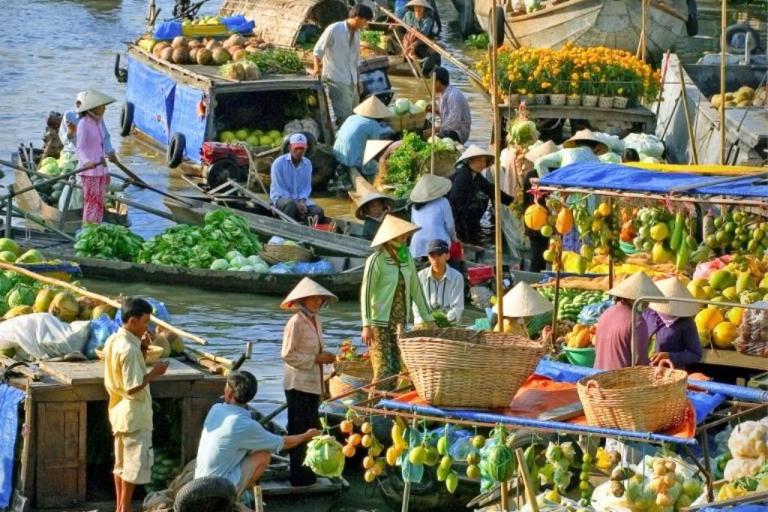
[649,277,700,317]
[524,140,558,162]
[495,282,553,318]
[76,90,116,113]
[353,95,391,119]
[562,129,608,153]
[405,0,433,9]
[280,277,338,309]
[456,145,494,166]
[409,174,452,203]
[354,191,394,220]
[363,139,393,165]
[370,214,420,247]
[607,271,661,301]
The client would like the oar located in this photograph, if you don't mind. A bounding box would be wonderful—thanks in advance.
[111,160,197,207]
[0,261,208,346]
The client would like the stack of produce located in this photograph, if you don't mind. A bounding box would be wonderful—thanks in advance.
[30,153,78,206]
[538,286,609,322]
[339,418,385,483]
[702,209,768,257]
[710,85,767,109]
[562,323,597,348]
[632,207,700,269]
[620,457,704,510]
[145,450,180,493]
[218,128,284,147]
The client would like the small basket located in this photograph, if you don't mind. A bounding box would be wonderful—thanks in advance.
[399,328,545,409]
[334,359,373,382]
[261,244,313,265]
[598,96,614,109]
[576,360,688,432]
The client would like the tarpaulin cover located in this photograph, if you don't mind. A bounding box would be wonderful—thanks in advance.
[169,83,207,164]
[0,383,25,507]
[221,15,255,33]
[698,506,767,512]
[539,162,768,198]
[153,21,182,40]
[127,56,176,145]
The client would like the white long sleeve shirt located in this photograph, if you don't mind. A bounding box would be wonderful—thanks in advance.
[313,21,359,85]
[413,266,464,325]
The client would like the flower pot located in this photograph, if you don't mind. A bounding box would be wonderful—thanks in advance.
[582,94,598,107]
[535,93,549,105]
[550,93,566,106]
[566,94,581,106]
[598,96,614,109]
[523,93,537,105]
[613,96,629,109]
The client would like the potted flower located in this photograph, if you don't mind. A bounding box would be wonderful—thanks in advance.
[567,72,581,106]
[580,70,598,107]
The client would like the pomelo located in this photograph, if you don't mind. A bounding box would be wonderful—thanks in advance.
[196,47,212,65]
[0,238,20,255]
[0,251,16,263]
[212,48,231,65]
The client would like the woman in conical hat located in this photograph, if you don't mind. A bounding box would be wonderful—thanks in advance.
[408,174,456,259]
[280,278,337,486]
[645,277,702,368]
[361,215,434,389]
[333,95,395,180]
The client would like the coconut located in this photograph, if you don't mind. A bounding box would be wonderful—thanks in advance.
[91,304,117,320]
[212,48,231,65]
[160,46,174,62]
[225,34,245,49]
[205,39,222,51]
[76,297,95,321]
[232,49,248,62]
[151,334,172,358]
[189,47,199,62]
[196,48,213,65]
[172,47,189,64]
[187,39,202,49]
[228,45,243,55]
[171,35,188,49]
[3,305,32,320]
[49,291,80,322]
[222,63,246,81]
[153,41,170,57]
[33,288,57,313]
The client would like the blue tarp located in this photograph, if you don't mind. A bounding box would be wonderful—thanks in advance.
[698,506,767,511]
[221,15,255,34]
[0,384,25,507]
[127,55,177,146]
[169,83,207,164]
[539,162,768,199]
[153,21,182,40]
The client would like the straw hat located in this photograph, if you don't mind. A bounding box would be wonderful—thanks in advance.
[363,139,393,165]
[75,90,116,114]
[607,271,662,301]
[456,145,494,166]
[524,140,558,163]
[354,191,395,220]
[649,277,700,317]
[280,277,338,309]
[353,95,392,119]
[495,282,553,318]
[409,174,452,203]
[370,214,420,247]
[405,0,433,9]
[562,129,608,154]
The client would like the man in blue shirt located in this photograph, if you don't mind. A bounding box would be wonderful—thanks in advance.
[270,133,325,221]
[194,371,320,496]
[333,95,395,179]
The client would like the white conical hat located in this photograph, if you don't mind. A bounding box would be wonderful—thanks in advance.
[353,95,392,119]
[495,282,553,318]
[354,191,394,220]
[607,271,661,301]
[524,140,558,162]
[280,277,338,309]
[405,0,433,9]
[562,129,608,154]
[456,145,494,166]
[649,277,700,317]
[75,90,116,113]
[370,214,420,247]
[409,174,452,203]
[363,139,393,165]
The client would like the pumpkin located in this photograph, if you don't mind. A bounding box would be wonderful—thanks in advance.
[555,207,574,234]
[524,203,549,230]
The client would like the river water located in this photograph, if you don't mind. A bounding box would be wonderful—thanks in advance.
[0,1,763,510]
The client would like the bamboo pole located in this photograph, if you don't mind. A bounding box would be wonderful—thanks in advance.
[430,72,436,175]
[641,0,648,62]
[515,448,539,512]
[678,64,700,165]
[491,5,505,327]
[0,261,209,346]
[719,0,728,165]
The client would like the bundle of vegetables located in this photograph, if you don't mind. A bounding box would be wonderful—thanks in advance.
[209,250,269,272]
[360,30,384,47]
[465,33,489,50]
[244,48,303,74]
[389,98,427,117]
[506,109,539,148]
[380,131,428,197]
[304,434,345,477]
[74,224,145,261]
[432,310,452,328]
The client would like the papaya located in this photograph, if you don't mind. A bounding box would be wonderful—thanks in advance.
[555,208,574,235]
[711,321,738,349]
[524,203,549,231]
[695,308,724,332]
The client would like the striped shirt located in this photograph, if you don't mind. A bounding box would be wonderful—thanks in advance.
[413,266,464,325]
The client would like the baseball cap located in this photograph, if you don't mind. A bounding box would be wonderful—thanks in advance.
[289,133,307,148]
[427,239,450,255]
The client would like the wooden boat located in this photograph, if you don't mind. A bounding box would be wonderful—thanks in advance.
[655,53,767,166]
[473,0,696,61]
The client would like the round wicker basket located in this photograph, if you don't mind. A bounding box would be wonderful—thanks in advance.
[261,244,313,265]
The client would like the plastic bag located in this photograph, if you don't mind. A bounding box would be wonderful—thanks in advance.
[735,302,768,357]
[293,260,334,275]
[84,314,122,359]
[622,133,665,159]
[0,313,91,360]
[269,262,295,274]
[578,300,613,326]
[58,184,83,211]
[145,297,171,332]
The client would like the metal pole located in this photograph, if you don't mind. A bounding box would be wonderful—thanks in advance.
[491,5,505,328]
[719,0,728,165]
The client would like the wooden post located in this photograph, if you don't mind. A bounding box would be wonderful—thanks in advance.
[491,5,505,327]
[430,73,436,175]
[515,448,539,512]
[678,65,699,165]
[719,0,728,165]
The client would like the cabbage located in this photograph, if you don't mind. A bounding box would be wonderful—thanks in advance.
[599,152,621,164]
[394,98,412,115]
[226,250,243,262]
[252,263,269,273]
[210,258,229,271]
[304,435,345,477]
[239,265,255,272]
[507,119,539,147]
[247,255,266,266]
[410,104,425,115]
[6,284,35,308]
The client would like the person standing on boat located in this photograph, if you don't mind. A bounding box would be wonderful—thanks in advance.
[76,90,115,224]
[355,191,395,241]
[361,215,434,390]
[424,67,471,143]
[104,297,168,512]
[594,271,661,370]
[61,90,117,162]
[448,145,513,244]
[312,4,374,125]
[333,95,395,181]
[270,133,325,222]
[401,0,442,76]
[408,173,456,260]
[280,278,337,486]
[195,371,321,495]
[413,239,464,326]
[644,277,702,368]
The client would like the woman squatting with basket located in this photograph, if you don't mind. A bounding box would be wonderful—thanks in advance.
[360,215,434,390]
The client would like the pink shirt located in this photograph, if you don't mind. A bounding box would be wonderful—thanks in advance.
[76,114,108,177]
[594,302,650,370]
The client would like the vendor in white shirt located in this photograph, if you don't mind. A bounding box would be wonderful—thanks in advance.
[413,239,464,325]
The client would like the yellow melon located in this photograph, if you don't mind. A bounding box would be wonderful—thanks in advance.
[711,321,738,349]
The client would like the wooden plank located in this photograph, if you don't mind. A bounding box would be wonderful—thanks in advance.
[499,104,655,124]
[36,402,86,507]
[39,358,205,386]
[181,396,220,464]
[700,349,768,370]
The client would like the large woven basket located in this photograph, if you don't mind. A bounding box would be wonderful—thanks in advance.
[261,244,313,265]
[576,361,688,432]
[334,359,373,381]
[398,328,545,409]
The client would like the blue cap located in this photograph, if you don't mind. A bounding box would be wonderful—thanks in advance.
[427,239,450,255]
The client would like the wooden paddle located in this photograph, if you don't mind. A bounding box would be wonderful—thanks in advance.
[111,160,197,207]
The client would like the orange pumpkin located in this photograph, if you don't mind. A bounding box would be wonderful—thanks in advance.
[555,208,574,234]
[524,203,549,230]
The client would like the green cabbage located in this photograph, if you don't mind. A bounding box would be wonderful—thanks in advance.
[210,259,230,271]
[506,119,539,147]
[7,284,36,308]
[304,435,345,477]
[394,98,412,115]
